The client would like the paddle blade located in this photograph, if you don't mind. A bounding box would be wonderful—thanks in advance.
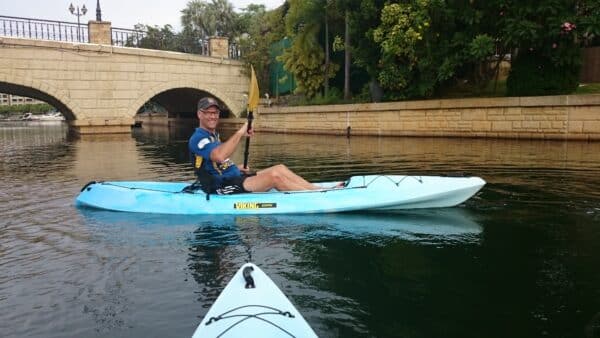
[247,65,259,113]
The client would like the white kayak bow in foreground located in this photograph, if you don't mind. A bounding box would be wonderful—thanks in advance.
[191,263,317,338]
[75,175,485,215]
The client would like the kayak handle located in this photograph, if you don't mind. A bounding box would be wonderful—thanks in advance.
[243,266,255,289]
[80,180,97,192]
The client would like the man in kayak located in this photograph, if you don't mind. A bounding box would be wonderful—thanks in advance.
[188,97,319,194]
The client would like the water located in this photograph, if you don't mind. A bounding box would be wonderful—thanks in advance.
[1,121,599,338]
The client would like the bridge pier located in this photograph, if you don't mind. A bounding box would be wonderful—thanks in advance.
[69,118,135,135]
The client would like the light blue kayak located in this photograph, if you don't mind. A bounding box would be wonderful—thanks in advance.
[75,175,485,215]
[192,263,317,337]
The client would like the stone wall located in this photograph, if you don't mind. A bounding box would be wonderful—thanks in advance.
[257,95,600,141]
[209,37,229,58]
[88,21,111,45]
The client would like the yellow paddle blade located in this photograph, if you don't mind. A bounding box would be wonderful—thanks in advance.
[247,65,259,113]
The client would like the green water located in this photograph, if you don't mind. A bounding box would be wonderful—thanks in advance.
[1,122,599,337]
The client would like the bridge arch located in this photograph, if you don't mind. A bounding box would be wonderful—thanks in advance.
[130,80,245,120]
[0,72,78,120]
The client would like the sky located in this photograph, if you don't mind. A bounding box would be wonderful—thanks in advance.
[2,0,285,30]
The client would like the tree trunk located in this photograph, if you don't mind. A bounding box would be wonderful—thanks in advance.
[324,13,330,97]
[344,10,351,100]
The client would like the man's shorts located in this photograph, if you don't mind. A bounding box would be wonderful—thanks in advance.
[215,175,250,195]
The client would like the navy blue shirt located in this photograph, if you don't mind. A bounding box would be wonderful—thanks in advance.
[188,128,242,187]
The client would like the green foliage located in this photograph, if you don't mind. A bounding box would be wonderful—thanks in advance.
[279,0,339,98]
[123,0,600,102]
[181,0,239,40]
[291,87,345,105]
[467,34,498,90]
[501,0,585,96]
[373,0,461,99]
[279,23,326,98]
[237,4,286,94]
[0,103,54,114]
[332,35,344,52]
[575,83,600,94]
[438,78,507,99]
[469,34,495,60]
[578,1,600,46]
[133,24,179,51]
[507,49,580,96]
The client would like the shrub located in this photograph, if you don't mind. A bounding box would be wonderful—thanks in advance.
[506,49,581,96]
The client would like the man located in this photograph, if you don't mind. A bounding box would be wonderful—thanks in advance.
[188,96,319,194]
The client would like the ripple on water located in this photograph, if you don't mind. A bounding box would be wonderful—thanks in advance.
[2,124,600,338]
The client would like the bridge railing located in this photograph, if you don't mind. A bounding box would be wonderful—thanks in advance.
[111,27,146,47]
[229,43,240,59]
[0,15,88,42]
[0,15,240,59]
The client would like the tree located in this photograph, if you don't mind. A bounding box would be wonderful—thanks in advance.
[181,0,239,41]
[372,1,444,98]
[370,0,507,99]
[499,0,586,95]
[133,24,179,52]
[237,4,282,93]
[347,0,387,100]
[343,10,351,99]
[279,0,339,98]
[578,0,600,46]
[332,0,364,100]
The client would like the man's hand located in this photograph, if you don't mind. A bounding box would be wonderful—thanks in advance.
[238,121,254,137]
[238,164,252,174]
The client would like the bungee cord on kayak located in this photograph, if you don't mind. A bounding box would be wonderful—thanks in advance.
[88,174,430,195]
[205,305,297,338]
[191,263,317,337]
[361,174,424,187]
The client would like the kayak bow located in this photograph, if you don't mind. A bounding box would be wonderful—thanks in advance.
[191,263,317,338]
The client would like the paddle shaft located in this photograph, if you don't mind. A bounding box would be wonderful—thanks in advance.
[243,111,254,169]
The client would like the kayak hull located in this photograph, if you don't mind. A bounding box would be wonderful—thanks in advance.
[75,175,485,215]
[191,263,317,338]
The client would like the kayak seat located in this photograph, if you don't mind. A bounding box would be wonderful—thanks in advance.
[181,181,204,194]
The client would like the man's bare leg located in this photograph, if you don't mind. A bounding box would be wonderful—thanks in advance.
[243,164,319,192]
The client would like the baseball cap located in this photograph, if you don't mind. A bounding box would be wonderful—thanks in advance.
[197,97,221,111]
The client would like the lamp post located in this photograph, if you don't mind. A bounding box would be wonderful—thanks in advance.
[96,0,102,21]
[68,3,87,42]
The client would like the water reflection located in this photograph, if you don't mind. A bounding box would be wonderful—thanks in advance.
[248,134,600,182]
[3,123,600,338]
[77,208,482,245]
[72,134,148,181]
[0,121,69,146]
[0,122,73,179]
[77,207,483,337]
[132,127,600,186]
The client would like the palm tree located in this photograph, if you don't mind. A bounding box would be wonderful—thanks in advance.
[181,0,211,38]
[181,0,238,40]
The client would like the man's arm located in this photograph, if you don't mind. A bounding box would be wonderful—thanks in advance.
[210,122,249,163]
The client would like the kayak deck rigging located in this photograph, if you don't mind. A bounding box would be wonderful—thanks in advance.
[191,263,317,337]
[204,304,297,337]
[88,175,428,194]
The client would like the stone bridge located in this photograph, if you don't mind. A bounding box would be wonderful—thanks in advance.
[0,36,249,134]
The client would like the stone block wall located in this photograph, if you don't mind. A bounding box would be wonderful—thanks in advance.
[209,37,229,58]
[257,95,600,140]
[88,21,111,45]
